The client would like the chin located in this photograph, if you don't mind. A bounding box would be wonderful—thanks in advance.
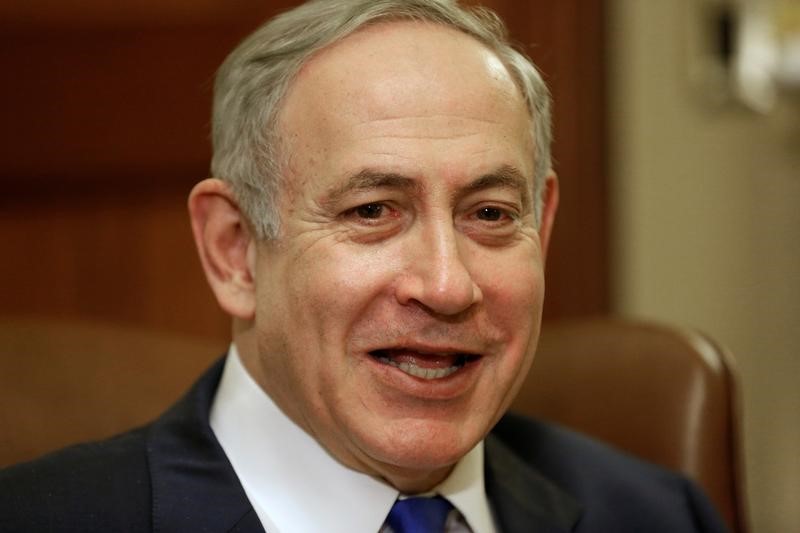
[359,417,483,479]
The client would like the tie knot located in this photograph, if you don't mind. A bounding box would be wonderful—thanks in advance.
[387,496,454,533]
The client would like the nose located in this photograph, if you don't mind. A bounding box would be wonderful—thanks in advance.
[395,222,483,316]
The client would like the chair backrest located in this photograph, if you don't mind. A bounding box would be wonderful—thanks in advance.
[0,318,223,468]
[511,318,748,533]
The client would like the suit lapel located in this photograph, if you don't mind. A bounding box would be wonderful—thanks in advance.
[146,358,265,533]
[142,358,582,533]
[485,433,582,533]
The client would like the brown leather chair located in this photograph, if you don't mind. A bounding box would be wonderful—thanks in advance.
[1,317,747,532]
[0,317,223,468]
[512,318,749,533]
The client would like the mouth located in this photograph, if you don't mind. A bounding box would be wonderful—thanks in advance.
[369,349,481,380]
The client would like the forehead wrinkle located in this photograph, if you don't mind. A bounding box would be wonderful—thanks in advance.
[365,131,486,141]
[352,115,503,141]
[355,114,503,126]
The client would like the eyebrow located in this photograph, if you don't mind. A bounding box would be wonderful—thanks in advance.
[460,165,532,209]
[322,164,531,208]
[322,169,421,207]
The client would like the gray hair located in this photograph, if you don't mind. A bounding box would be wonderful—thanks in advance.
[211,0,552,239]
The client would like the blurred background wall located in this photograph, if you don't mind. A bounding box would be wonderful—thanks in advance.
[609,0,800,531]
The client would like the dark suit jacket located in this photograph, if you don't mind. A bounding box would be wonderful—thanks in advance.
[0,358,728,532]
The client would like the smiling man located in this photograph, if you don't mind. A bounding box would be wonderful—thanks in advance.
[0,1,728,532]
[199,19,554,495]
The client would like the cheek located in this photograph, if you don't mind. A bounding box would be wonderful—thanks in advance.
[276,242,403,347]
[476,248,544,326]
[476,264,543,415]
[475,249,544,381]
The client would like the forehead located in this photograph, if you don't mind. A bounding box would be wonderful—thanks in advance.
[276,21,533,183]
[283,21,526,122]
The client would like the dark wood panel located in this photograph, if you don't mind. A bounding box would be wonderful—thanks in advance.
[0,25,239,186]
[0,187,229,339]
[0,0,295,28]
[0,0,607,338]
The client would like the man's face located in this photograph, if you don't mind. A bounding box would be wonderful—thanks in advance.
[247,22,553,490]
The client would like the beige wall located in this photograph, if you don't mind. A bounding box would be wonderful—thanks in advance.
[609,1,800,531]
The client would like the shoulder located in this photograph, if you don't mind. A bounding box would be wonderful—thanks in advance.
[0,427,152,532]
[491,413,679,491]
[489,413,728,532]
[0,358,228,533]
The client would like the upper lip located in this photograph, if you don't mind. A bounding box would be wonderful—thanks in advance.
[367,342,484,357]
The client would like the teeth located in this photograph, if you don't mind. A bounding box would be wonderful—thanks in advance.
[371,350,478,380]
[382,358,461,380]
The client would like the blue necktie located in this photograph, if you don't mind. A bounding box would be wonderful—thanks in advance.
[387,496,454,533]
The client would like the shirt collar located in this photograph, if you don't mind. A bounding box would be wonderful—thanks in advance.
[437,440,497,533]
[210,345,496,533]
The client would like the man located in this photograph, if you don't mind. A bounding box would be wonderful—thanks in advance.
[0,1,728,532]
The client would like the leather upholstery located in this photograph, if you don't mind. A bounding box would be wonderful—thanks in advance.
[0,318,222,468]
[512,318,748,533]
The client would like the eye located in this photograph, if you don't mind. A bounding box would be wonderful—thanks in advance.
[341,201,401,228]
[340,201,405,243]
[354,203,384,219]
[471,204,518,225]
[476,206,503,221]
[459,201,524,246]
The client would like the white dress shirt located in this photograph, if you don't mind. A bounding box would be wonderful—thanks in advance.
[210,345,497,533]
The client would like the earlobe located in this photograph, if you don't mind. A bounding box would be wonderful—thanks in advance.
[538,171,559,263]
[188,178,256,320]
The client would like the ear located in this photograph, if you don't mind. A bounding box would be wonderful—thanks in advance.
[188,178,256,320]
[537,170,559,264]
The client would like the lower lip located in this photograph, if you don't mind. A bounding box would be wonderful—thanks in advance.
[365,352,484,400]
